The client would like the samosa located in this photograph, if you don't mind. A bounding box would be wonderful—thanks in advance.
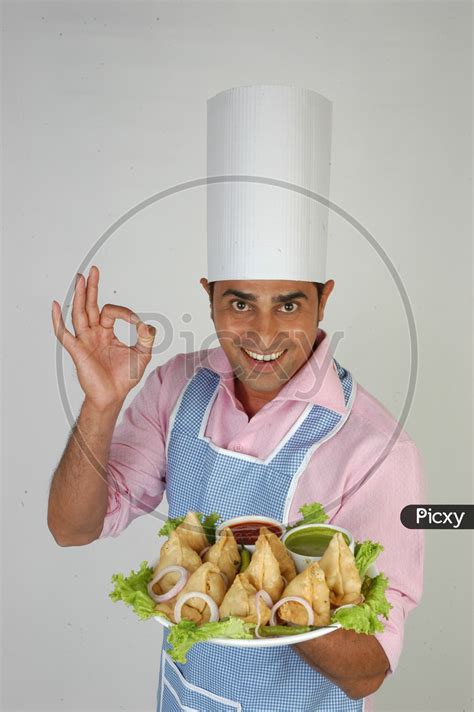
[259,527,297,583]
[153,530,202,593]
[175,511,209,554]
[243,532,284,603]
[219,574,272,625]
[318,532,362,607]
[203,527,241,585]
[276,562,331,626]
[156,562,227,624]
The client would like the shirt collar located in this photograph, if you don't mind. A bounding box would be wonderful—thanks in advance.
[200,328,346,416]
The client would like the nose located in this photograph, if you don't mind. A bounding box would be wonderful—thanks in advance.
[244,315,287,353]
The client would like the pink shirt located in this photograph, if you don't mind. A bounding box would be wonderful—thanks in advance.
[100,328,425,693]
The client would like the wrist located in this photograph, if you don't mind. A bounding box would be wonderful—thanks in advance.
[82,397,124,419]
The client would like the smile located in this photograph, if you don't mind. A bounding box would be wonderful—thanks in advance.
[242,348,286,362]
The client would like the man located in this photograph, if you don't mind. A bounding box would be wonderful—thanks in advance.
[49,86,424,711]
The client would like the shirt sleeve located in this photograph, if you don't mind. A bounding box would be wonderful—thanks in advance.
[98,366,168,539]
[330,438,426,674]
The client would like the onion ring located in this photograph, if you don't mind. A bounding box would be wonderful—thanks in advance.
[270,596,315,626]
[174,591,219,623]
[147,566,189,603]
[255,590,273,639]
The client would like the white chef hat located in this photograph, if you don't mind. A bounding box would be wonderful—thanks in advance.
[206,84,332,283]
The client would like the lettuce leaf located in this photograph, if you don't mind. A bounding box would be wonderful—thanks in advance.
[158,516,186,538]
[362,572,392,620]
[354,540,384,579]
[331,603,383,635]
[109,561,156,620]
[331,573,392,635]
[287,501,329,529]
[166,616,254,663]
[197,511,221,545]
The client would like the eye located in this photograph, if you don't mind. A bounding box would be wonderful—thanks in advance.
[231,300,250,312]
[279,302,298,313]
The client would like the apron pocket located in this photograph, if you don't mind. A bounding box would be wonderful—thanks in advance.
[160,651,242,712]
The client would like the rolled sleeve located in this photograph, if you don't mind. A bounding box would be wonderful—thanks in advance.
[331,439,426,674]
[99,366,167,539]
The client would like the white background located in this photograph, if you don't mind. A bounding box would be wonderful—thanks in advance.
[2,1,472,711]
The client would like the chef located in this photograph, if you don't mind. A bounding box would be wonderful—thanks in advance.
[49,85,425,712]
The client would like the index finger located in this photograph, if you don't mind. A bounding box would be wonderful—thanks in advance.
[85,265,101,327]
[99,303,141,330]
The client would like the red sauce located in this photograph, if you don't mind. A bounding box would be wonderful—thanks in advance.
[229,521,283,545]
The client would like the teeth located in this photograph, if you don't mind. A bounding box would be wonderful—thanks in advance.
[243,348,285,362]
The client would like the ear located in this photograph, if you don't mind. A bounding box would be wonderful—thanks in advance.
[200,277,214,321]
[200,277,211,297]
[318,280,335,322]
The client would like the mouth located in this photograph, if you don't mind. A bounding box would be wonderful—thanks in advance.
[240,347,287,370]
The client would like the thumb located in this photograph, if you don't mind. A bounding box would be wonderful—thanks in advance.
[135,321,156,354]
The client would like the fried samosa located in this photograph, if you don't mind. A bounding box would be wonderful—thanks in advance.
[203,527,241,585]
[318,532,362,607]
[276,562,330,626]
[163,562,227,625]
[153,530,202,593]
[175,511,209,554]
[259,527,297,583]
[219,573,272,625]
[243,532,284,603]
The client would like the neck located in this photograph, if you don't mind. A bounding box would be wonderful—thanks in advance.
[234,378,281,419]
[232,332,322,418]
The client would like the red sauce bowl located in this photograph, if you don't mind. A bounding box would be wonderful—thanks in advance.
[216,515,284,551]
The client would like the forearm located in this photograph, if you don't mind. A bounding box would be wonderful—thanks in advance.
[48,398,123,546]
[295,629,390,700]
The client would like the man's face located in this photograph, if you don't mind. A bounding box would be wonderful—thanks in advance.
[200,279,333,397]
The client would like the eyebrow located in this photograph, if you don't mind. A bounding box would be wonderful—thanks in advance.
[221,289,309,303]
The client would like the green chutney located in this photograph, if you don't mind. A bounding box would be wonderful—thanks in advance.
[285,527,350,557]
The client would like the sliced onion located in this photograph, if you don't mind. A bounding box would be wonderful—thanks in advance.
[147,566,189,603]
[256,589,273,609]
[174,591,219,623]
[255,590,273,639]
[219,571,229,587]
[270,596,315,626]
[199,546,211,557]
[281,575,287,587]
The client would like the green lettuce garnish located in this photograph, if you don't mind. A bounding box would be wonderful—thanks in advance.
[362,573,392,619]
[158,511,222,544]
[354,540,384,579]
[198,511,221,544]
[287,501,329,529]
[158,515,186,538]
[109,561,156,620]
[167,616,254,663]
[331,573,392,635]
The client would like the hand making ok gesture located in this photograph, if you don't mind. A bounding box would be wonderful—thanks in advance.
[52,266,156,412]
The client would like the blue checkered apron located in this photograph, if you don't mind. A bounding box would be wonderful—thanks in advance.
[157,360,363,711]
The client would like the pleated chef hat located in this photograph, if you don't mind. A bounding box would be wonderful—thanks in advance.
[206,84,332,282]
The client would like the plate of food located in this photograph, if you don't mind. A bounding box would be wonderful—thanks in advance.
[109,504,391,663]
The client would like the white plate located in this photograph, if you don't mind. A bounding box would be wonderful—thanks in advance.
[153,556,378,648]
[154,615,340,648]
